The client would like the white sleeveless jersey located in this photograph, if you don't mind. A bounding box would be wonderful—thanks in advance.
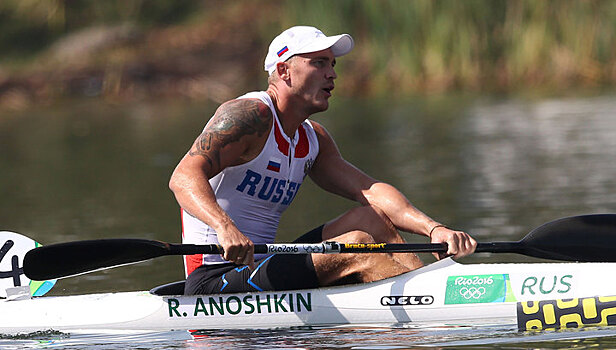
[182,91,320,276]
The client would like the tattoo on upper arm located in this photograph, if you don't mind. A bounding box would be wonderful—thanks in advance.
[189,99,271,170]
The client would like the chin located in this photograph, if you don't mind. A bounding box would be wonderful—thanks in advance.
[312,100,329,113]
[309,105,328,115]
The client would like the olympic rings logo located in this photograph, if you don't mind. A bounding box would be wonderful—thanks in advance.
[459,287,486,299]
[302,245,323,253]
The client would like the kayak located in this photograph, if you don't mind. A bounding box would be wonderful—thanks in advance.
[3,214,616,336]
[2,258,616,335]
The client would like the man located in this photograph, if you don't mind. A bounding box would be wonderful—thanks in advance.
[169,26,476,295]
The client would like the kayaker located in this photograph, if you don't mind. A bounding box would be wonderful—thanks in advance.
[169,26,477,295]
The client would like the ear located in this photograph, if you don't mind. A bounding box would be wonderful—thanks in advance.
[276,61,291,80]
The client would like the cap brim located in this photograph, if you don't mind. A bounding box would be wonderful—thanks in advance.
[330,34,354,57]
[296,34,354,57]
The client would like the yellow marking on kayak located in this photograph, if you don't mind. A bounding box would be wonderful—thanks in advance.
[542,303,556,325]
[521,301,539,313]
[600,305,616,326]
[556,298,578,308]
[517,295,616,331]
[525,319,543,330]
[583,298,597,319]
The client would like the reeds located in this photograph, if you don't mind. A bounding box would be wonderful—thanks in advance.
[281,0,616,94]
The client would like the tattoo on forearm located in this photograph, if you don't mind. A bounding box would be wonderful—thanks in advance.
[189,99,271,170]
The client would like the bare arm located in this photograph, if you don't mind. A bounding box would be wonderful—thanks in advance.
[169,98,272,266]
[308,121,476,258]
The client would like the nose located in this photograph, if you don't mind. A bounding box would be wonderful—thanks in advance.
[326,65,337,80]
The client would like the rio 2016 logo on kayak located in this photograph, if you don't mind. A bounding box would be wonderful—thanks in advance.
[445,274,517,304]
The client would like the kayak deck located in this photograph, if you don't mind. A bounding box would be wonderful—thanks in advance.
[2,258,616,335]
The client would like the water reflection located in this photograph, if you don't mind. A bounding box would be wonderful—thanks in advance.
[462,95,616,239]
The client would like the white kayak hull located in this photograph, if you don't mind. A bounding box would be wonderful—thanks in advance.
[2,258,616,335]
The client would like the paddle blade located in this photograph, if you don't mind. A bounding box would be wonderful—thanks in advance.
[1,231,57,297]
[23,239,171,280]
[519,214,616,262]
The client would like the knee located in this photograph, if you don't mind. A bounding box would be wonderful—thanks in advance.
[348,205,391,227]
[349,205,397,238]
[338,230,376,244]
[322,205,398,243]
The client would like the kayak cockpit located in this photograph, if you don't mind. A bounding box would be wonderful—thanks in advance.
[150,281,185,296]
[148,258,459,296]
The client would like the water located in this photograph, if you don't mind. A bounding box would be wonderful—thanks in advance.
[1,92,615,348]
[5,325,616,349]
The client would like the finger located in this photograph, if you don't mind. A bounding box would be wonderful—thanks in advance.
[244,247,255,266]
[224,246,243,263]
[222,247,235,262]
[433,241,451,260]
[469,236,478,252]
[463,236,475,253]
[456,233,476,257]
[438,251,451,260]
[244,250,255,270]
[237,243,254,265]
[234,249,247,264]
[447,235,460,257]
[462,233,477,253]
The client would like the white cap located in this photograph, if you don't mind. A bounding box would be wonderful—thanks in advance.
[264,26,354,75]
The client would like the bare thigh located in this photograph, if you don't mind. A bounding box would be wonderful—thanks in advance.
[321,205,424,270]
[322,205,400,242]
[311,230,410,286]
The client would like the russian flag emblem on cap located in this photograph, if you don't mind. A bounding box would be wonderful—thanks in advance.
[267,158,282,172]
[277,46,289,57]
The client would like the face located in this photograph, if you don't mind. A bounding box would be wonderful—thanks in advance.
[284,48,338,114]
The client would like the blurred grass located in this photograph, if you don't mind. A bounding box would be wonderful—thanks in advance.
[281,0,616,94]
[0,0,614,109]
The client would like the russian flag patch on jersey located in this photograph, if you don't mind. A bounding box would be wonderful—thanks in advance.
[267,158,281,172]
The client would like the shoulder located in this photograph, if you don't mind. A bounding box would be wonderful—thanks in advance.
[307,120,336,146]
[187,98,273,171]
[306,120,332,139]
[208,98,273,133]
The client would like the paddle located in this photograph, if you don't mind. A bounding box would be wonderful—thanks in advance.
[0,231,56,297]
[23,214,616,281]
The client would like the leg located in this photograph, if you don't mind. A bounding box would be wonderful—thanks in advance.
[322,205,423,270]
[312,230,411,286]
[185,254,320,294]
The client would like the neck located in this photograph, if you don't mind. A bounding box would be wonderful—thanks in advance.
[266,88,308,138]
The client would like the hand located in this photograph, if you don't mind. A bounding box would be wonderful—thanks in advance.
[430,226,477,260]
[216,224,255,269]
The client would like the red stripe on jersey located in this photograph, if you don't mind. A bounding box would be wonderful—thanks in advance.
[185,254,204,276]
[294,125,309,158]
[181,208,204,276]
[273,118,289,155]
[181,209,185,238]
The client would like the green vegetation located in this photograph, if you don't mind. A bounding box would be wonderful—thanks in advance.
[0,0,197,58]
[282,0,616,93]
[0,0,614,109]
